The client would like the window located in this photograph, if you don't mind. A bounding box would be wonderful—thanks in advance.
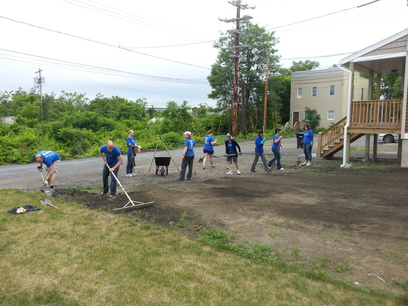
[297,88,302,98]
[312,86,317,97]
[328,110,335,120]
[329,85,335,96]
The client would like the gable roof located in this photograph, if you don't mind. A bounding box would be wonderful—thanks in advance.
[340,29,408,74]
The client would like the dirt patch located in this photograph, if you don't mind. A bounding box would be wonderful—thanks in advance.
[55,156,408,294]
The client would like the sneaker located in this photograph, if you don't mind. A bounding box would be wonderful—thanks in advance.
[306,163,311,166]
[100,192,108,197]
[126,174,132,177]
[131,173,137,176]
[279,168,284,170]
[237,170,241,175]
[108,194,116,199]
[226,171,233,175]
[203,166,206,170]
[250,169,256,172]
[301,161,307,166]
[264,167,271,173]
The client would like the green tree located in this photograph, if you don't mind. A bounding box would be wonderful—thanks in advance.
[289,60,320,73]
[161,101,195,133]
[381,73,403,100]
[208,21,280,134]
[304,107,321,130]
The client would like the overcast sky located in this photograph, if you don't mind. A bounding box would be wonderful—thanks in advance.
[0,0,406,107]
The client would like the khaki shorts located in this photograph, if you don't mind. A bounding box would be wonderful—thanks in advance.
[46,160,60,176]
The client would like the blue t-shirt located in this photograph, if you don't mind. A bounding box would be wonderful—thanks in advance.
[272,134,281,150]
[203,135,214,151]
[184,138,196,156]
[126,136,136,153]
[303,130,314,145]
[100,145,122,164]
[226,141,235,154]
[37,151,60,167]
[254,135,264,153]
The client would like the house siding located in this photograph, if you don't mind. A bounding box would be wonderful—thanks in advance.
[290,68,369,129]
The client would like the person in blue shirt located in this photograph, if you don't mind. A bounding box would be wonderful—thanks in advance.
[302,124,314,166]
[35,150,61,189]
[250,130,270,173]
[180,131,196,181]
[126,130,141,177]
[99,140,124,198]
[268,128,284,170]
[202,130,217,170]
[224,133,241,175]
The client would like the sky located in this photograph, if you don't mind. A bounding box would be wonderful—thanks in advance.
[0,0,407,107]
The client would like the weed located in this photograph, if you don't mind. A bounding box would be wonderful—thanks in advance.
[176,210,188,228]
[392,279,408,291]
[268,232,280,239]
[335,261,350,273]
[291,246,300,260]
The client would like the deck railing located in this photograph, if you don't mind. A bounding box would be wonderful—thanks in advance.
[317,117,347,156]
[350,99,402,127]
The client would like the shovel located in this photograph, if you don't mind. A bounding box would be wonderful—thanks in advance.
[37,166,53,195]
[40,199,67,213]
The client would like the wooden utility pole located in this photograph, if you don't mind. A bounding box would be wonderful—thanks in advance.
[263,58,270,133]
[219,0,254,136]
[35,69,44,119]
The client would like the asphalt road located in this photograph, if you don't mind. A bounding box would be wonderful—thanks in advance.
[0,137,398,190]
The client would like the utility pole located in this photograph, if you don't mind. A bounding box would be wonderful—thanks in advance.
[219,0,254,136]
[263,58,270,134]
[34,69,45,119]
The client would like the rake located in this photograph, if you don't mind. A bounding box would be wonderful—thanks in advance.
[106,165,154,212]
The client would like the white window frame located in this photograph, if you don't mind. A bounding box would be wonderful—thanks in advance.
[329,85,335,96]
[327,110,335,120]
[297,88,303,98]
[312,86,317,97]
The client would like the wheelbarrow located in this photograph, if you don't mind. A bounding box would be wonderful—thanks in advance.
[155,157,171,176]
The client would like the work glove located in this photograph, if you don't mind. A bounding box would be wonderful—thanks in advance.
[37,165,42,172]
[43,180,48,187]
[238,152,242,155]
[260,137,266,145]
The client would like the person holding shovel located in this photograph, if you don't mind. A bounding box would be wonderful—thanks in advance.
[35,150,61,189]
[125,130,141,177]
[100,140,123,199]
[202,130,217,169]
[179,131,196,181]
[225,133,241,175]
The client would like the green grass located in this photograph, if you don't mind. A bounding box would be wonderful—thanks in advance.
[1,189,407,305]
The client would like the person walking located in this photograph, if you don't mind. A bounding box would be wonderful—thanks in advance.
[224,133,241,175]
[268,128,284,170]
[35,150,61,189]
[250,131,270,173]
[202,130,217,169]
[180,131,196,181]
[99,140,123,199]
[302,124,314,166]
[125,130,140,177]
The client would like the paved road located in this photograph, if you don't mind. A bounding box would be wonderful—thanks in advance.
[0,137,398,190]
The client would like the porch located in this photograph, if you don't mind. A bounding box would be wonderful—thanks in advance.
[317,99,402,158]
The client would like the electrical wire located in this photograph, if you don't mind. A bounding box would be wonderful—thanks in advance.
[0,16,210,70]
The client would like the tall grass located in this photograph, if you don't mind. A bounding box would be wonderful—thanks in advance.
[1,190,406,305]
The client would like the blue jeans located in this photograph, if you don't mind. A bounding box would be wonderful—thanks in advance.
[102,163,120,195]
[268,149,282,169]
[126,150,134,174]
[303,143,313,162]
[180,155,194,180]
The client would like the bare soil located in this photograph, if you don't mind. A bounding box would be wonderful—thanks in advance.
[55,155,408,294]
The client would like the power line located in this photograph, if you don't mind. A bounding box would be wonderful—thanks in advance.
[0,15,210,70]
[0,49,208,84]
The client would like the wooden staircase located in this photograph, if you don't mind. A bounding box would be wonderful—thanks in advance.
[317,117,364,158]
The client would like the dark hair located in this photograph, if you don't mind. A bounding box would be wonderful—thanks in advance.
[207,130,213,135]
[275,128,281,134]
[258,130,264,135]
[304,124,310,131]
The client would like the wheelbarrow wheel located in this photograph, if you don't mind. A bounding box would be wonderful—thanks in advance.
[160,166,165,176]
